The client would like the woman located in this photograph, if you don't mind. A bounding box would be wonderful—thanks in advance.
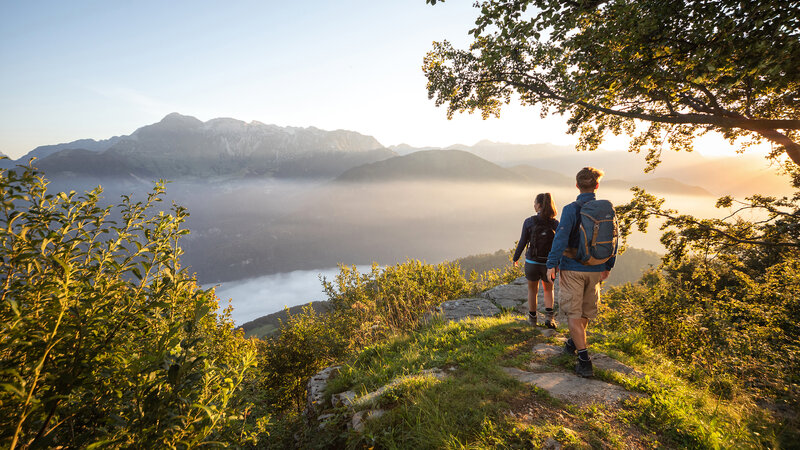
[512,193,558,328]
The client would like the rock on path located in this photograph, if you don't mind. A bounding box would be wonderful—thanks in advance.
[438,298,501,322]
[502,367,643,406]
[438,277,570,324]
[591,353,645,378]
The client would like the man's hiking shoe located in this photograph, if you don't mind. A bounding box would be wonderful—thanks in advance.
[544,317,557,329]
[576,358,594,378]
[563,338,577,355]
[527,313,537,326]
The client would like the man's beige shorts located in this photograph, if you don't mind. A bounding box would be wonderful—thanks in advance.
[558,270,603,320]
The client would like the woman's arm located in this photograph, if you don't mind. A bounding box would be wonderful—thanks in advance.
[512,218,530,262]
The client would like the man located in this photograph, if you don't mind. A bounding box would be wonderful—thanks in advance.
[546,167,615,378]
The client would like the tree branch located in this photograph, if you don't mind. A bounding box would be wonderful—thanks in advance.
[506,77,800,164]
[646,209,799,248]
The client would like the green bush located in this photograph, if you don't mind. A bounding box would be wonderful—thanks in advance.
[256,259,512,417]
[610,167,800,413]
[599,254,800,407]
[0,165,262,448]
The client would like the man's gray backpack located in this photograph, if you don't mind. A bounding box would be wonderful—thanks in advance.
[564,200,619,265]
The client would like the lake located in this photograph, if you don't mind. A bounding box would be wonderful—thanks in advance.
[208,265,372,325]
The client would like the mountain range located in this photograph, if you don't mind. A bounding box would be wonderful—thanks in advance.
[4,113,394,180]
[5,112,790,197]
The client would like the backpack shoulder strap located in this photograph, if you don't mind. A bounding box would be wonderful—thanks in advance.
[568,201,582,245]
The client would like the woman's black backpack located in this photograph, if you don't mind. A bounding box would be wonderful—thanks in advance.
[529,216,556,263]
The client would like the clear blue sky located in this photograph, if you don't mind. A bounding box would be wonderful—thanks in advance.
[0,1,753,159]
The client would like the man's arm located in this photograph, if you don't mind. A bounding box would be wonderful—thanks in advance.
[546,204,575,269]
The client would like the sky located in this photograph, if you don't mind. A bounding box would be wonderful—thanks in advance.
[0,0,767,160]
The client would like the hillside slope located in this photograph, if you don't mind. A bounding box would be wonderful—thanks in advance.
[270,277,794,448]
[335,149,526,183]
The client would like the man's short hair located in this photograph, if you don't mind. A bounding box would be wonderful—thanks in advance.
[576,167,604,190]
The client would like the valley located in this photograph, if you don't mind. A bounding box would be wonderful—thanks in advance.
[4,113,790,324]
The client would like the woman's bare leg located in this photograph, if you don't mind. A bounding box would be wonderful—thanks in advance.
[527,280,539,323]
[542,279,556,328]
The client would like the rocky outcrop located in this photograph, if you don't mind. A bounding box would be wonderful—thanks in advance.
[304,366,451,433]
[433,276,566,326]
[305,365,341,423]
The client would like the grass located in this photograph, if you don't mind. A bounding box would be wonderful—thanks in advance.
[276,314,793,449]
[244,323,277,338]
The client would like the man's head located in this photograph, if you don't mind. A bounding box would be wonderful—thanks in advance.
[576,167,604,192]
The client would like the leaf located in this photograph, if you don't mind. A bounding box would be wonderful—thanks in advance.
[86,439,116,449]
[0,382,26,398]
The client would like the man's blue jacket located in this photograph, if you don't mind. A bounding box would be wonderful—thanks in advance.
[546,192,616,272]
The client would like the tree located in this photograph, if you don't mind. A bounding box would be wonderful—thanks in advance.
[424,0,800,169]
[0,164,263,448]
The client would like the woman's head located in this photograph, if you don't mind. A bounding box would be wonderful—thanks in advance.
[535,193,556,218]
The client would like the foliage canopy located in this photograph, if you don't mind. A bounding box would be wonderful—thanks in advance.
[424,0,800,168]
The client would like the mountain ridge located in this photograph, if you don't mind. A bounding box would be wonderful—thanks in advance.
[17,113,395,180]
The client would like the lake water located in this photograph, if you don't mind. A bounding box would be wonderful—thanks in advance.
[208,265,372,325]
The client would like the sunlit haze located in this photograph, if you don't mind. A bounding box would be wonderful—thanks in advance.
[0,1,767,159]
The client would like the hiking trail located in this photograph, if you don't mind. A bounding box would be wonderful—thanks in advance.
[305,276,645,434]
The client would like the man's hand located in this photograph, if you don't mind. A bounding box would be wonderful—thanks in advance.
[600,270,610,281]
[513,260,519,268]
[547,267,556,281]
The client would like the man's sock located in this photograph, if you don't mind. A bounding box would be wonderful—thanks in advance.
[577,349,590,361]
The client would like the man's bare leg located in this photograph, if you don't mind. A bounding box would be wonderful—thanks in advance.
[542,280,554,310]
[568,317,589,350]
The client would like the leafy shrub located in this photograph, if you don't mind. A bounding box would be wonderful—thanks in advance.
[607,170,800,408]
[256,259,513,416]
[0,165,262,448]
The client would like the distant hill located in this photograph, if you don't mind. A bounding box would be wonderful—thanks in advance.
[603,177,712,196]
[507,165,573,185]
[435,141,791,197]
[449,140,577,166]
[335,149,526,183]
[453,247,662,288]
[239,301,330,338]
[18,113,395,180]
[388,143,439,156]
[23,136,124,161]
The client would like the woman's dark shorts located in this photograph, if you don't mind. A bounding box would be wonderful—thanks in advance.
[524,262,548,282]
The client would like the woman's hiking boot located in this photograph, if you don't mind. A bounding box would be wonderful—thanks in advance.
[544,316,557,329]
[563,338,577,355]
[575,357,594,378]
[527,312,537,326]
